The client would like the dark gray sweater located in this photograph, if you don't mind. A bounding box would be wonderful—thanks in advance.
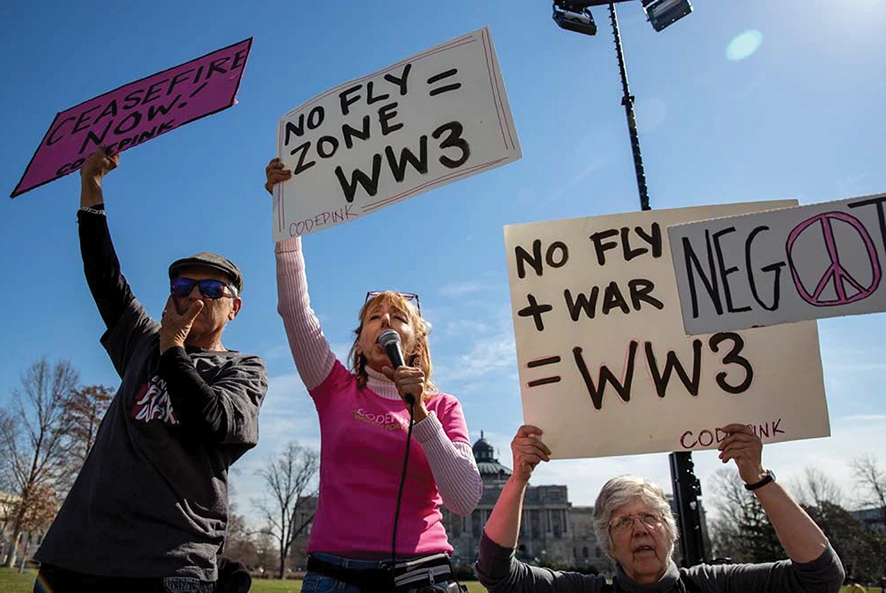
[476,532,844,593]
[35,208,267,581]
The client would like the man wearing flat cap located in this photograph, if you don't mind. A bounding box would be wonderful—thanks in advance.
[34,148,267,593]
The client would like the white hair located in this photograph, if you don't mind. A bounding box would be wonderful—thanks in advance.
[592,475,678,558]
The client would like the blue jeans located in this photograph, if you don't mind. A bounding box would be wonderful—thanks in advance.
[303,553,462,593]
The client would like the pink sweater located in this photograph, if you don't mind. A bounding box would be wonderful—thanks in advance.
[276,237,482,555]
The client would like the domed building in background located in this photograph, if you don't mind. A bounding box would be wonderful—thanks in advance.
[472,431,512,484]
[442,432,612,573]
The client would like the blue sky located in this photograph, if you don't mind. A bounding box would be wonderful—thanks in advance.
[2,0,885,525]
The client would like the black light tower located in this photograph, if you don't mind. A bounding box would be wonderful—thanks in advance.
[552,0,692,209]
[669,451,706,566]
[608,2,649,210]
[553,0,706,567]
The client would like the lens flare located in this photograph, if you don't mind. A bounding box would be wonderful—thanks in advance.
[726,30,763,61]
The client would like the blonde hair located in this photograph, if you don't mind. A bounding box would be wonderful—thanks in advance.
[348,291,436,397]
[593,475,678,559]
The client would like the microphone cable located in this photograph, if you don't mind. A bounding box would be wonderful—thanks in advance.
[391,397,415,591]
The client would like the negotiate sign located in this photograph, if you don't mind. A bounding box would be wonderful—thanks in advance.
[273,27,521,241]
[668,194,886,334]
[505,203,829,459]
[11,38,252,198]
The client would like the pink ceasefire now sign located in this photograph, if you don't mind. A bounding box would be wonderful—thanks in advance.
[11,38,252,198]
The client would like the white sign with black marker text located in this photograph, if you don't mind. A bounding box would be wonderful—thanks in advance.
[504,203,829,459]
[273,27,521,241]
[668,193,886,334]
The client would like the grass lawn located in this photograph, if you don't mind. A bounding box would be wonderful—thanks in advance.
[0,567,38,593]
[249,578,303,592]
[1,568,879,593]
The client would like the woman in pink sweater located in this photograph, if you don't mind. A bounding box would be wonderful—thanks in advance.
[266,158,482,592]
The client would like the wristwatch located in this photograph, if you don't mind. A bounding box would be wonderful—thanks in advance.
[744,469,775,491]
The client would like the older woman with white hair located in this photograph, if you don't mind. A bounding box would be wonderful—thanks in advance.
[476,424,844,593]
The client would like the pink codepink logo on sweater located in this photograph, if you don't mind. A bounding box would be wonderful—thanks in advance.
[352,408,407,431]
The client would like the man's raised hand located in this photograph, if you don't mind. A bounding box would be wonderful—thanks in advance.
[81,147,119,185]
[159,297,204,354]
[80,147,119,208]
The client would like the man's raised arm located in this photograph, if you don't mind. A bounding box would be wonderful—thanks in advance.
[78,148,157,378]
[77,148,135,330]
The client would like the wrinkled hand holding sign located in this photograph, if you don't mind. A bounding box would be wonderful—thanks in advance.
[668,193,886,334]
[273,27,521,241]
[11,39,252,198]
[504,203,829,459]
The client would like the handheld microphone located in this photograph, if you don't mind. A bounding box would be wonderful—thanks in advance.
[378,329,415,405]
[380,329,417,583]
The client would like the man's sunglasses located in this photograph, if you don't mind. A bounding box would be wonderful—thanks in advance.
[365,291,421,315]
[171,277,237,300]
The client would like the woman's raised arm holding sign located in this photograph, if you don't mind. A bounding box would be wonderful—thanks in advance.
[265,157,482,592]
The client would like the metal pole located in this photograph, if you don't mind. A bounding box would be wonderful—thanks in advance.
[608,2,650,211]
[669,451,707,566]
[554,0,703,565]
[611,3,704,563]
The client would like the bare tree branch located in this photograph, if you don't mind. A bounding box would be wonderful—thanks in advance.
[850,454,886,525]
[62,384,114,471]
[792,467,844,509]
[251,441,319,579]
[707,468,782,563]
[1,358,79,567]
[0,409,17,493]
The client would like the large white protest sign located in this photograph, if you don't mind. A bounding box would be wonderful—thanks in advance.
[505,203,829,459]
[668,194,886,335]
[272,28,521,241]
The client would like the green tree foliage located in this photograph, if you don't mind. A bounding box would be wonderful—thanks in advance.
[803,501,884,583]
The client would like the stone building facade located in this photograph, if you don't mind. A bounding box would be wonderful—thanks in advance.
[443,433,612,573]
[851,506,886,535]
[0,490,45,568]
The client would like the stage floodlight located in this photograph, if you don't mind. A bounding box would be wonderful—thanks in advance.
[553,1,598,37]
[642,0,692,32]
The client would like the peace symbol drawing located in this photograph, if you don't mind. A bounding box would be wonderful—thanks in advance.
[785,211,882,307]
